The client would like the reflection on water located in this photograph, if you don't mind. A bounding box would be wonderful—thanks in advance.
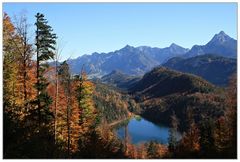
[115,117,181,144]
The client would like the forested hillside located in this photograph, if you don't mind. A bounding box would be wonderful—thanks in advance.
[93,82,141,123]
[128,67,236,158]
[100,70,142,90]
[163,54,236,86]
[3,12,126,159]
[3,12,237,159]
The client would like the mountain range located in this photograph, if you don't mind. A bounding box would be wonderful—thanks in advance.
[66,31,236,78]
[67,43,189,77]
[163,54,236,86]
[184,31,237,58]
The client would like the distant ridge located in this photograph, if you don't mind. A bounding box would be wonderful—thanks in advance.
[67,43,189,77]
[163,54,237,86]
[64,31,236,78]
[184,31,237,58]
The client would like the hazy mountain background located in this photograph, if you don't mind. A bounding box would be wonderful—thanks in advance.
[56,31,237,88]
[184,31,237,58]
[163,54,236,86]
[67,43,189,77]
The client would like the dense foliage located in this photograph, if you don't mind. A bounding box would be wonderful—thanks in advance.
[128,66,236,158]
[3,12,237,159]
[93,82,140,123]
[3,12,126,159]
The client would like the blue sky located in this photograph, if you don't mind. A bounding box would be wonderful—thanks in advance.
[3,3,237,61]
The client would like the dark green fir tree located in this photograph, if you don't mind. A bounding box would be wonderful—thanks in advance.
[35,13,57,128]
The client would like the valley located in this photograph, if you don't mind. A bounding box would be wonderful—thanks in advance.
[3,4,237,159]
[94,66,228,139]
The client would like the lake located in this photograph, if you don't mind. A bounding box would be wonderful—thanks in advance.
[115,117,181,144]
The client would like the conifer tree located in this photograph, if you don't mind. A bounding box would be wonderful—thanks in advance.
[199,117,215,157]
[177,108,200,157]
[147,141,159,158]
[35,13,57,128]
[74,71,97,149]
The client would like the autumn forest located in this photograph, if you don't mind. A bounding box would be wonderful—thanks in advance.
[3,11,237,159]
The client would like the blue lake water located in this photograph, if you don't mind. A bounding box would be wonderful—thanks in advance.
[115,117,180,144]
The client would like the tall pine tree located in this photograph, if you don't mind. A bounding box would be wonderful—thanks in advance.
[35,13,57,128]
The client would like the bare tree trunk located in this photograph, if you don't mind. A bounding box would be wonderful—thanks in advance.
[54,44,62,144]
[23,59,27,103]
[23,27,27,105]
[54,57,58,144]
[77,66,84,125]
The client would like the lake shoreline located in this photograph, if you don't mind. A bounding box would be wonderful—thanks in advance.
[108,113,137,127]
[112,115,181,145]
